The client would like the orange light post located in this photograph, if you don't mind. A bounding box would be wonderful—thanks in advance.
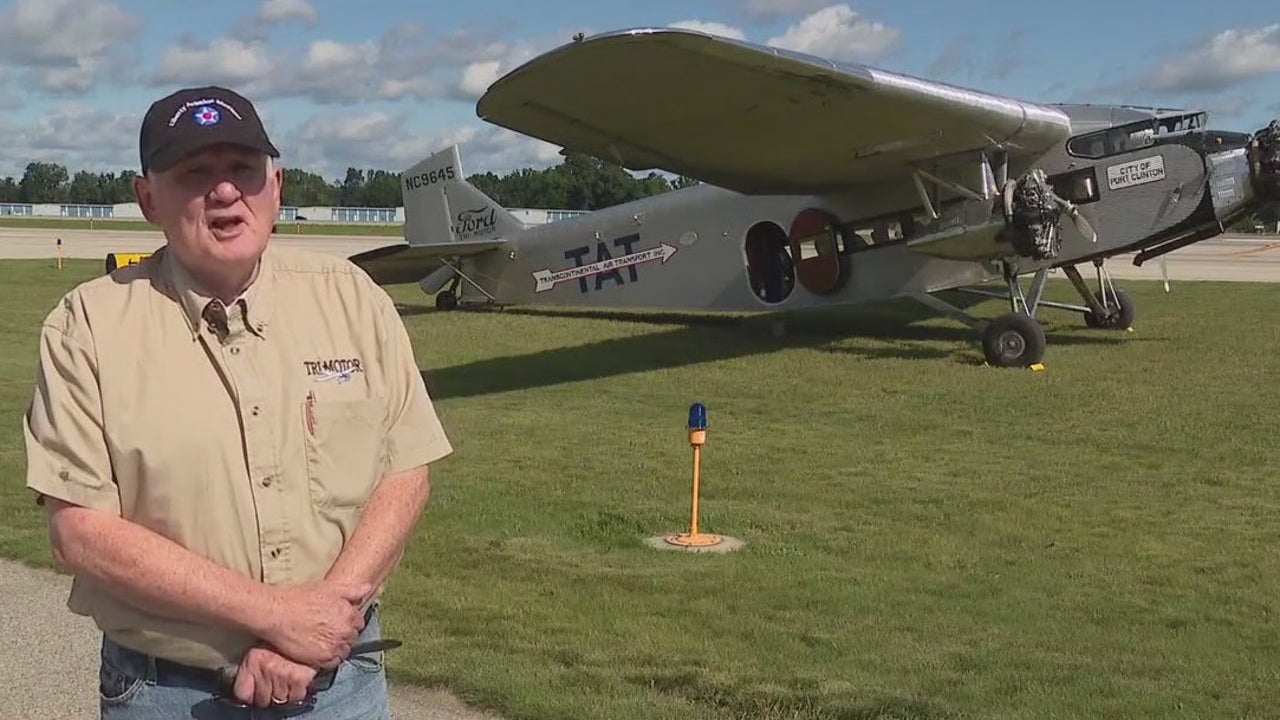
[666,402,722,548]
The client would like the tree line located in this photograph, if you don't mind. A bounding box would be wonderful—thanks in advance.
[2,156,1275,232]
[0,153,699,211]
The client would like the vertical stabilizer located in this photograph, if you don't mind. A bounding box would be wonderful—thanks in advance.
[401,145,525,247]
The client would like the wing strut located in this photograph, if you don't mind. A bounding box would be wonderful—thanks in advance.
[437,257,498,303]
[912,172,939,220]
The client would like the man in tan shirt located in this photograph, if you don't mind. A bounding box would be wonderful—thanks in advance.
[23,85,453,717]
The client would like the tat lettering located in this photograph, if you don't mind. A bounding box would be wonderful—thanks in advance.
[563,235,643,293]
[530,233,678,294]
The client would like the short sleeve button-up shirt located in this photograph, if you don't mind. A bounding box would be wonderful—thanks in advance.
[23,243,453,669]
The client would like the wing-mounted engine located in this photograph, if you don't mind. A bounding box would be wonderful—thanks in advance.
[1249,119,1280,203]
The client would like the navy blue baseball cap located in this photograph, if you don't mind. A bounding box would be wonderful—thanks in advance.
[139,85,280,173]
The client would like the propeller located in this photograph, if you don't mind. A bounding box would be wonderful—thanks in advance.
[1050,193,1098,244]
[1002,168,1098,247]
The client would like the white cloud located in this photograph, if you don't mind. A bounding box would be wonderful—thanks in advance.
[442,36,540,101]
[148,21,548,105]
[0,0,141,92]
[0,103,140,178]
[765,4,900,62]
[459,61,504,98]
[257,0,317,25]
[280,111,561,181]
[1146,24,1280,94]
[669,21,747,41]
[153,38,274,87]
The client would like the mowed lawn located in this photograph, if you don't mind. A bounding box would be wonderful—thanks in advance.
[1,258,1278,720]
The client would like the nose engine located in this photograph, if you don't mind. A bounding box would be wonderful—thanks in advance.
[1249,119,1280,203]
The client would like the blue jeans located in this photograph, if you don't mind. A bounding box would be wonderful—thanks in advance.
[98,608,389,719]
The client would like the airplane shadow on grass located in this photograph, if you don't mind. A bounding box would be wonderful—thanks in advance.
[403,292,1136,400]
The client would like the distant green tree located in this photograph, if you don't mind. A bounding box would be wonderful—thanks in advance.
[7,152,684,210]
[19,161,69,203]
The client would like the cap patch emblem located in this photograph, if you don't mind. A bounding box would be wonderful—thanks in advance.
[167,98,242,127]
[193,105,220,126]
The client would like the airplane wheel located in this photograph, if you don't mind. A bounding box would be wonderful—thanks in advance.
[981,313,1046,368]
[1084,289,1134,329]
[435,292,458,311]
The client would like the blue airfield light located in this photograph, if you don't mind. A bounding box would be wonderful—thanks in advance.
[687,402,707,430]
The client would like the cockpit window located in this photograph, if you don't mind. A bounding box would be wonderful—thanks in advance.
[1067,111,1207,159]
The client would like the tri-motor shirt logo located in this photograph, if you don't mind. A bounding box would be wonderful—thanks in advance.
[304,357,364,383]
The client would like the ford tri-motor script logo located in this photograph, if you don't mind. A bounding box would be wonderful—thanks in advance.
[454,206,497,239]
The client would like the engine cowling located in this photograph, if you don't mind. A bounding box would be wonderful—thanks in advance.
[1250,119,1280,203]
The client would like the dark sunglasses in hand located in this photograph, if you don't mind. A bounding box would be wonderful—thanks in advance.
[214,639,403,710]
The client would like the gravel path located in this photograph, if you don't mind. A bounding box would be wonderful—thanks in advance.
[0,560,503,720]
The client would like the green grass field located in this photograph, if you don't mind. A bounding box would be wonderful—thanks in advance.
[0,215,403,236]
[2,259,1278,719]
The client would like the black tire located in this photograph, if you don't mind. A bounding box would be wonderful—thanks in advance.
[435,292,458,311]
[981,312,1047,368]
[1084,289,1134,329]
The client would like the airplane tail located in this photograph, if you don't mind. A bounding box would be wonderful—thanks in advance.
[401,144,524,249]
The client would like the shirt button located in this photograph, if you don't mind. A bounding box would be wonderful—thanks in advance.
[230,347,241,355]
[270,548,281,559]
[261,476,272,487]
[251,406,261,416]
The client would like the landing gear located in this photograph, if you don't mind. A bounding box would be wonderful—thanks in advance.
[1083,289,1134,329]
[1062,261,1134,331]
[980,312,1046,368]
[434,276,461,311]
[914,256,1136,368]
[911,260,1050,368]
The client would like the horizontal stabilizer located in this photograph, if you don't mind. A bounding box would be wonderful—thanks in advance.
[349,241,502,285]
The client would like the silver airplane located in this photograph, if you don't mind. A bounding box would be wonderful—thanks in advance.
[350,27,1280,368]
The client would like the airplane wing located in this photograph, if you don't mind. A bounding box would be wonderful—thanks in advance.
[476,28,1072,195]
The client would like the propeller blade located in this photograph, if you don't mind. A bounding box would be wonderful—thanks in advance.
[1161,255,1170,293]
[1070,210,1098,244]
[1049,193,1098,243]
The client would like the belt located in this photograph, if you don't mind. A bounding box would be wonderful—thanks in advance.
[114,605,401,707]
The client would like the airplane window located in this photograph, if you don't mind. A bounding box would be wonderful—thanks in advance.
[743,221,795,303]
[1047,167,1100,204]
[1069,112,1205,159]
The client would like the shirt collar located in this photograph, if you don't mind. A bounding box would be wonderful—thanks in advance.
[162,245,276,339]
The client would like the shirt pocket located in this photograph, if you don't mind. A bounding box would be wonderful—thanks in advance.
[302,396,386,508]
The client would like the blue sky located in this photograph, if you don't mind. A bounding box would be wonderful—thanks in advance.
[0,0,1277,182]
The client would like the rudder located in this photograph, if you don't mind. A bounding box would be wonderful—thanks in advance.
[401,145,524,247]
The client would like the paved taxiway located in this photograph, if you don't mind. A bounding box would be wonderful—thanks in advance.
[0,226,1275,719]
[0,225,394,260]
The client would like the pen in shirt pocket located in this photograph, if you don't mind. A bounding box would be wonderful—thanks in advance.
[305,390,316,436]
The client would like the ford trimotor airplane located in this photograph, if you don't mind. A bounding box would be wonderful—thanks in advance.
[349,27,1279,368]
